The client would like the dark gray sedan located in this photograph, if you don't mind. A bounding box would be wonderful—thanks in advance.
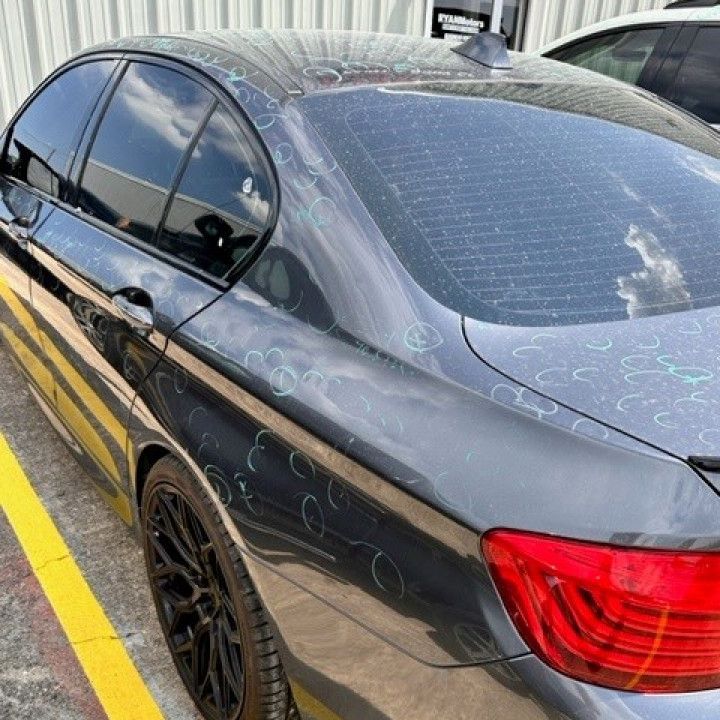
[2,28,720,720]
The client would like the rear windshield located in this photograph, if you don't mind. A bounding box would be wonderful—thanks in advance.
[299,82,720,326]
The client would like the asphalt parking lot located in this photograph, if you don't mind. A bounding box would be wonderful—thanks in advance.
[0,345,202,719]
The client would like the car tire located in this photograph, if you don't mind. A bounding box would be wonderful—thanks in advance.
[141,454,291,720]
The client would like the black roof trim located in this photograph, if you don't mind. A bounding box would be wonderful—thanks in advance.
[665,0,720,8]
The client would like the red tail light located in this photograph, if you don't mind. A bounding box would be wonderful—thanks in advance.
[482,529,720,693]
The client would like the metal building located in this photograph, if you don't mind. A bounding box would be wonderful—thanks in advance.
[0,0,668,124]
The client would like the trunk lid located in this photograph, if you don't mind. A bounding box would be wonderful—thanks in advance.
[464,305,720,467]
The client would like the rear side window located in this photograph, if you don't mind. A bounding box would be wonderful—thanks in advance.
[78,62,213,245]
[549,28,664,84]
[158,106,272,278]
[3,61,115,197]
[669,26,720,125]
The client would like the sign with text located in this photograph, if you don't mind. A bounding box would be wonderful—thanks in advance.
[427,1,527,50]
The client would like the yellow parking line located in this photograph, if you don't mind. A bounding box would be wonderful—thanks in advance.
[0,323,126,493]
[0,432,164,720]
[42,333,129,450]
[291,681,344,720]
[0,281,44,349]
[0,282,128,451]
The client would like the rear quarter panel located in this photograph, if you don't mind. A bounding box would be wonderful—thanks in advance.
[130,82,720,678]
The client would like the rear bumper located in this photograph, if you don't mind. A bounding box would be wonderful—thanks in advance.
[245,551,720,720]
[510,654,720,720]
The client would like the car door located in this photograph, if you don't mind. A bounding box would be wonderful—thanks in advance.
[0,59,117,429]
[662,24,720,129]
[546,25,678,90]
[28,57,223,521]
[0,177,52,404]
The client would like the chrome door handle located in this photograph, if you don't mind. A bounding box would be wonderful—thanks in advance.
[111,292,154,337]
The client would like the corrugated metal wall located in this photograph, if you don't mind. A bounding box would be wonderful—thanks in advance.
[0,0,428,123]
[0,0,669,124]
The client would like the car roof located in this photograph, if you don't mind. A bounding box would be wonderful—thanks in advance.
[535,6,720,55]
[83,29,629,97]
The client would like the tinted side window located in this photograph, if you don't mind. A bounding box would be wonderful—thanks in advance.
[550,28,664,84]
[4,61,115,197]
[157,106,272,278]
[78,63,212,245]
[669,27,720,125]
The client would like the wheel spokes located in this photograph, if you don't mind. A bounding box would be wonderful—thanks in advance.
[217,615,245,702]
[182,617,213,696]
[153,493,205,576]
[146,485,245,719]
[147,519,200,581]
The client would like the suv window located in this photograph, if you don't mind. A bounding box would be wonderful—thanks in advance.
[669,26,720,125]
[157,106,272,278]
[550,28,664,84]
[3,61,115,198]
[78,62,213,246]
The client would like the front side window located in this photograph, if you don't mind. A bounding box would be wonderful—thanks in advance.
[550,28,664,85]
[78,62,213,245]
[4,61,115,197]
[669,27,720,125]
[157,106,272,278]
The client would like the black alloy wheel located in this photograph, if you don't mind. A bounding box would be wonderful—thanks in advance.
[141,455,290,720]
